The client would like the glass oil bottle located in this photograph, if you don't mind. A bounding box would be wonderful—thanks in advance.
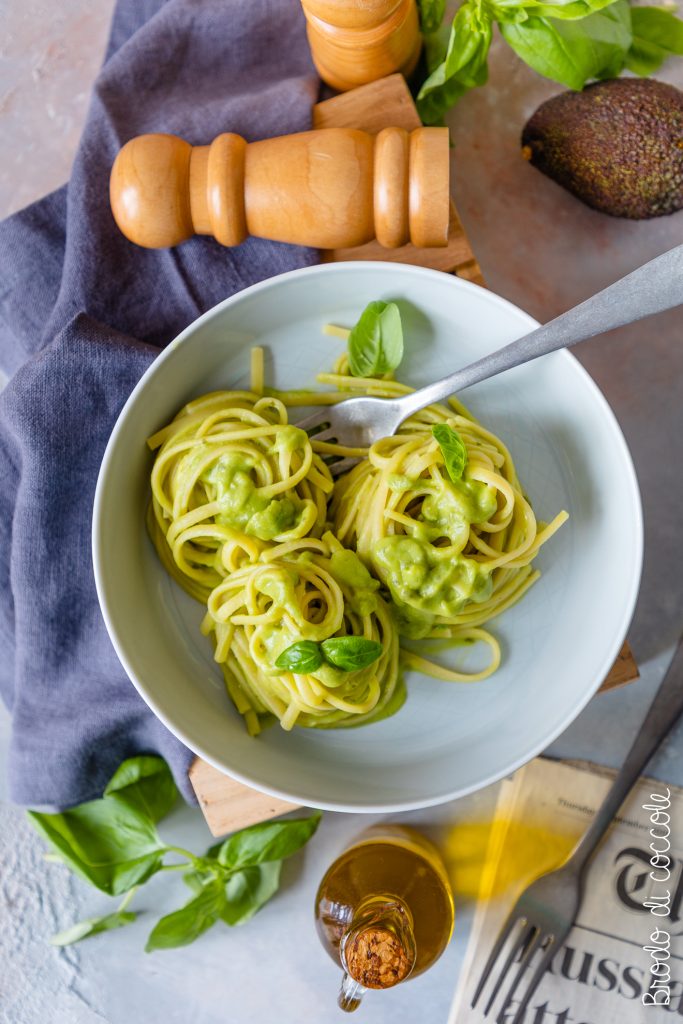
[314,824,454,1011]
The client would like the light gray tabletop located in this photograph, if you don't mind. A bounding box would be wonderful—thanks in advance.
[1,5,682,1024]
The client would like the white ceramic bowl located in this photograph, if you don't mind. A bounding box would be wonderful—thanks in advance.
[93,262,642,812]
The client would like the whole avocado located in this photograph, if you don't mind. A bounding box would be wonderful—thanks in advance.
[521,78,683,219]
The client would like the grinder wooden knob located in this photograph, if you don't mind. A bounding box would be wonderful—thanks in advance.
[300,0,422,92]
[109,126,449,251]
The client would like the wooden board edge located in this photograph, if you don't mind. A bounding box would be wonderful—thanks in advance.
[313,73,421,133]
[597,641,639,692]
[315,76,478,275]
[322,201,474,274]
[188,757,301,837]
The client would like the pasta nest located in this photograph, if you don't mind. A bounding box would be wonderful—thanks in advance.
[146,391,333,602]
[331,401,567,638]
[200,535,403,734]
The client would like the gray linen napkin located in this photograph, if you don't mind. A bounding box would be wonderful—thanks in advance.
[0,0,319,807]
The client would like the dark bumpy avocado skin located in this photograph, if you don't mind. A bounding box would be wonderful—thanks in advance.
[521,78,683,219]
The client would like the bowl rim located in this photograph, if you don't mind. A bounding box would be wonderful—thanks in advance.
[93,260,643,812]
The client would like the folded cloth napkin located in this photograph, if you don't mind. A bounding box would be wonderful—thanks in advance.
[0,0,319,807]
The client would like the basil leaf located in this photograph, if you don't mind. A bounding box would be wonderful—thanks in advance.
[104,755,178,825]
[183,868,214,894]
[221,862,282,926]
[145,879,226,952]
[50,910,137,947]
[491,0,619,23]
[626,7,683,75]
[417,0,447,34]
[348,301,404,378]
[217,812,322,870]
[321,637,383,672]
[500,2,632,90]
[432,423,468,482]
[204,840,224,859]
[275,640,323,674]
[28,800,167,896]
[424,21,454,73]
[417,2,493,124]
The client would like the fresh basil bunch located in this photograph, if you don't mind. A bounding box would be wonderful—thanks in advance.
[416,0,683,124]
[28,756,320,950]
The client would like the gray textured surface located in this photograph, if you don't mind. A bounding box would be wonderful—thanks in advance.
[1,2,683,1022]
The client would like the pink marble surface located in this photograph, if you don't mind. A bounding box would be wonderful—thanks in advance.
[0,0,113,218]
[448,36,683,319]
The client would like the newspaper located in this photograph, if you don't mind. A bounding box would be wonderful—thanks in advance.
[449,758,682,1023]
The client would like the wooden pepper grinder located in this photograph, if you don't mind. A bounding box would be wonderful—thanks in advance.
[110,126,449,250]
[300,0,422,91]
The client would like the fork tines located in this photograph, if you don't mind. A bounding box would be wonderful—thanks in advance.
[298,416,359,478]
[471,914,556,1024]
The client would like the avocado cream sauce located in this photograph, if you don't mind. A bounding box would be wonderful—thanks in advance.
[376,472,498,637]
[203,450,308,540]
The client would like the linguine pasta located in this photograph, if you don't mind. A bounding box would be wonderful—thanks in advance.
[147,389,332,602]
[200,533,403,735]
[331,388,568,678]
[146,336,567,735]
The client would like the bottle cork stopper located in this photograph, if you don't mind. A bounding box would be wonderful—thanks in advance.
[344,925,413,989]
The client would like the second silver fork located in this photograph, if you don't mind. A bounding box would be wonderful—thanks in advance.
[471,634,683,1023]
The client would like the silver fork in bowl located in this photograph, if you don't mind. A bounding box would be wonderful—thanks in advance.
[470,634,683,1024]
[297,244,683,475]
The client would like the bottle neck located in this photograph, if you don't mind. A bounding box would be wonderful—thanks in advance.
[337,896,416,1012]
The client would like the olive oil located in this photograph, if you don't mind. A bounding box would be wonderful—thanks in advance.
[315,825,454,1011]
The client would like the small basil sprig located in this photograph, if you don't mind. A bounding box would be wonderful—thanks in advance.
[418,1,493,125]
[348,301,404,378]
[416,0,683,124]
[29,755,321,951]
[276,637,383,673]
[146,879,227,951]
[432,423,468,482]
[215,816,323,869]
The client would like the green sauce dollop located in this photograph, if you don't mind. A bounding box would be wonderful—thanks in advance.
[203,453,308,541]
[373,471,497,636]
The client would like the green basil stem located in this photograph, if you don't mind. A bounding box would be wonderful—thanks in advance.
[116,887,138,913]
[164,845,210,871]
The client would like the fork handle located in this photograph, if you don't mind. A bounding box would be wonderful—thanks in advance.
[395,244,683,420]
[570,635,683,877]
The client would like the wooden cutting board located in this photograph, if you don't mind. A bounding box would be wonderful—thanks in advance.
[189,74,639,836]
